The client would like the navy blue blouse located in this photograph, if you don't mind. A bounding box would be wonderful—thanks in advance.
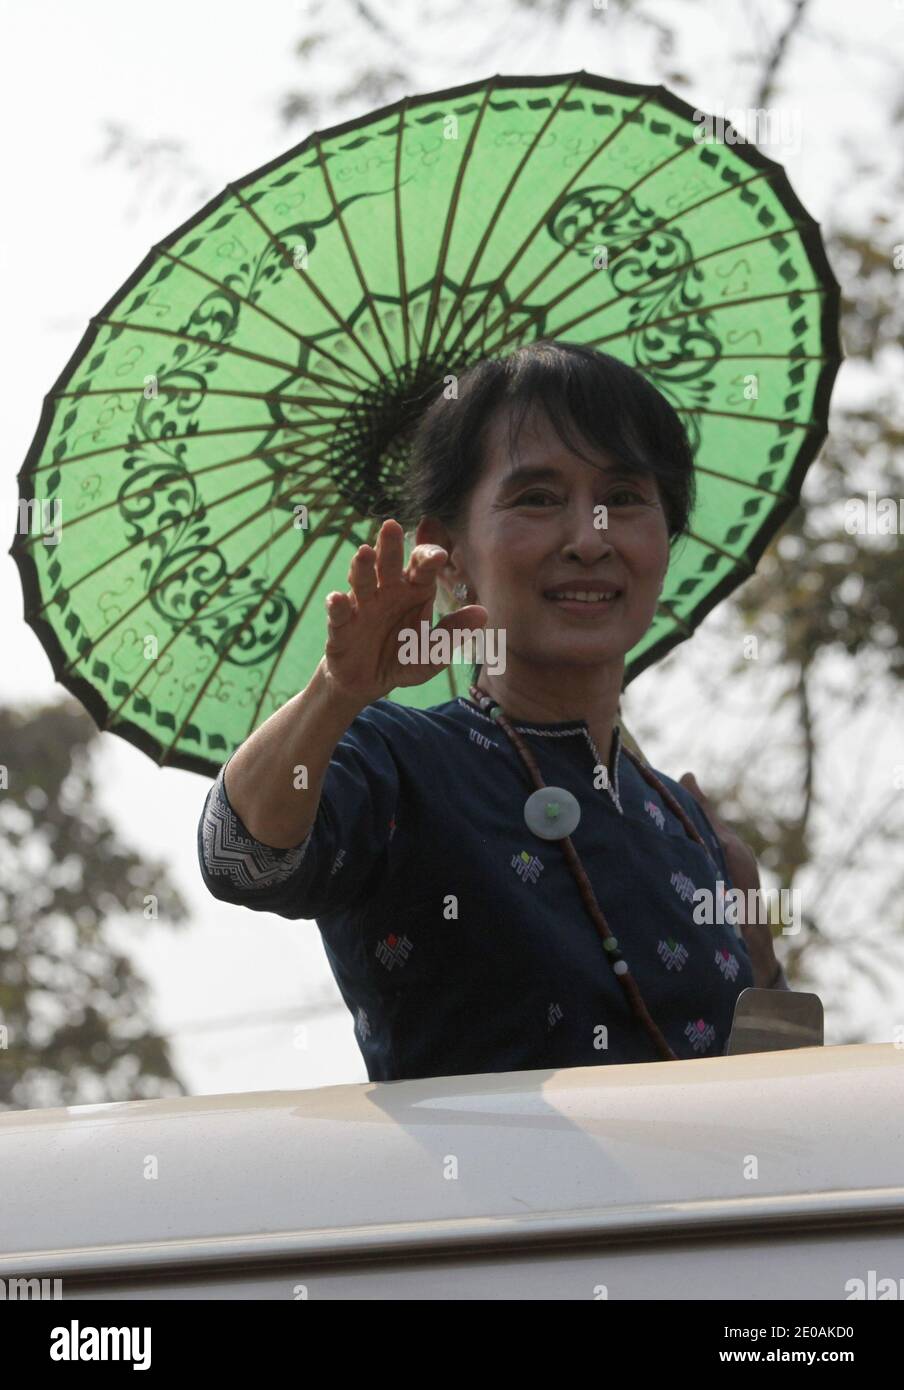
[197,694,756,1081]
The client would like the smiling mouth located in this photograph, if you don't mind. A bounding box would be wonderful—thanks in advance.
[543,587,623,609]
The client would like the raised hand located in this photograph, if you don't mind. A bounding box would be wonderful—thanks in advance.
[321,519,488,707]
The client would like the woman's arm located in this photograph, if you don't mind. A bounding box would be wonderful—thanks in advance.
[223,520,487,850]
[198,696,403,918]
[223,656,367,849]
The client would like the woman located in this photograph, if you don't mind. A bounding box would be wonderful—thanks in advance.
[197,340,788,1082]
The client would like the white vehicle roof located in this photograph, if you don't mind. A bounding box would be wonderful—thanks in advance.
[2,1043,903,1279]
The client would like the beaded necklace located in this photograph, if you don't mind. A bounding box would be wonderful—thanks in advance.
[469,683,723,1063]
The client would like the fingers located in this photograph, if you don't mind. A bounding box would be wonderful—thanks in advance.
[405,543,448,585]
[343,522,449,617]
[680,771,708,807]
[681,772,729,840]
[348,545,378,603]
[325,591,354,631]
[374,518,406,587]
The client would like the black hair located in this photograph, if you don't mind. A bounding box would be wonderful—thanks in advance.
[395,338,697,687]
[398,339,696,537]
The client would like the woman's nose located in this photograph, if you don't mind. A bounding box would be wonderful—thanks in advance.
[561,502,615,561]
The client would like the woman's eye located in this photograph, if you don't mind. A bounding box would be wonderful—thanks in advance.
[608,487,648,506]
[517,491,559,506]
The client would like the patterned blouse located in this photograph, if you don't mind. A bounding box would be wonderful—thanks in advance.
[198,695,787,1082]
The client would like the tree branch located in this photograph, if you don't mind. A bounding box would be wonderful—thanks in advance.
[753,0,810,107]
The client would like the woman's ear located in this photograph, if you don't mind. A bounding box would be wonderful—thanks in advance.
[414,516,454,553]
[415,517,466,609]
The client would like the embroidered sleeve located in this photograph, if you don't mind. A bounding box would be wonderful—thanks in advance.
[196,703,402,920]
[199,760,313,895]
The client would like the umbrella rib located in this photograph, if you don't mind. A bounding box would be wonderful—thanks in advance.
[227,181,386,381]
[42,483,333,700]
[412,79,498,380]
[157,490,354,762]
[676,406,823,431]
[154,245,373,392]
[44,383,344,453]
[489,218,810,357]
[50,384,354,412]
[91,315,354,404]
[430,74,583,365]
[571,284,829,353]
[681,531,756,574]
[246,513,383,733]
[478,279,835,387]
[469,139,776,358]
[32,421,328,475]
[679,351,832,361]
[25,434,335,555]
[464,134,703,358]
[691,465,793,500]
[97,472,344,733]
[439,82,661,362]
[393,98,412,365]
[44,346,834,437]
[310,134,400,373]
[654,597,695,635]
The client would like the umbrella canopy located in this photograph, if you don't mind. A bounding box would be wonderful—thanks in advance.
[11,72,841,776]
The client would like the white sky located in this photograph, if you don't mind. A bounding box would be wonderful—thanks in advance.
[2,0,903,1099]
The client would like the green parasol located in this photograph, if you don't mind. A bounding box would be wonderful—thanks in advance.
[11,72,841,776]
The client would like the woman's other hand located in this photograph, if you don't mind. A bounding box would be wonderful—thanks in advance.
[679,771,781,989]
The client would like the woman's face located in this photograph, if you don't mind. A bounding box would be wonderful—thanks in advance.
[437,403,672,672]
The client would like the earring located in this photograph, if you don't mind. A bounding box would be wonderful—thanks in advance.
[453,582,468,601]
